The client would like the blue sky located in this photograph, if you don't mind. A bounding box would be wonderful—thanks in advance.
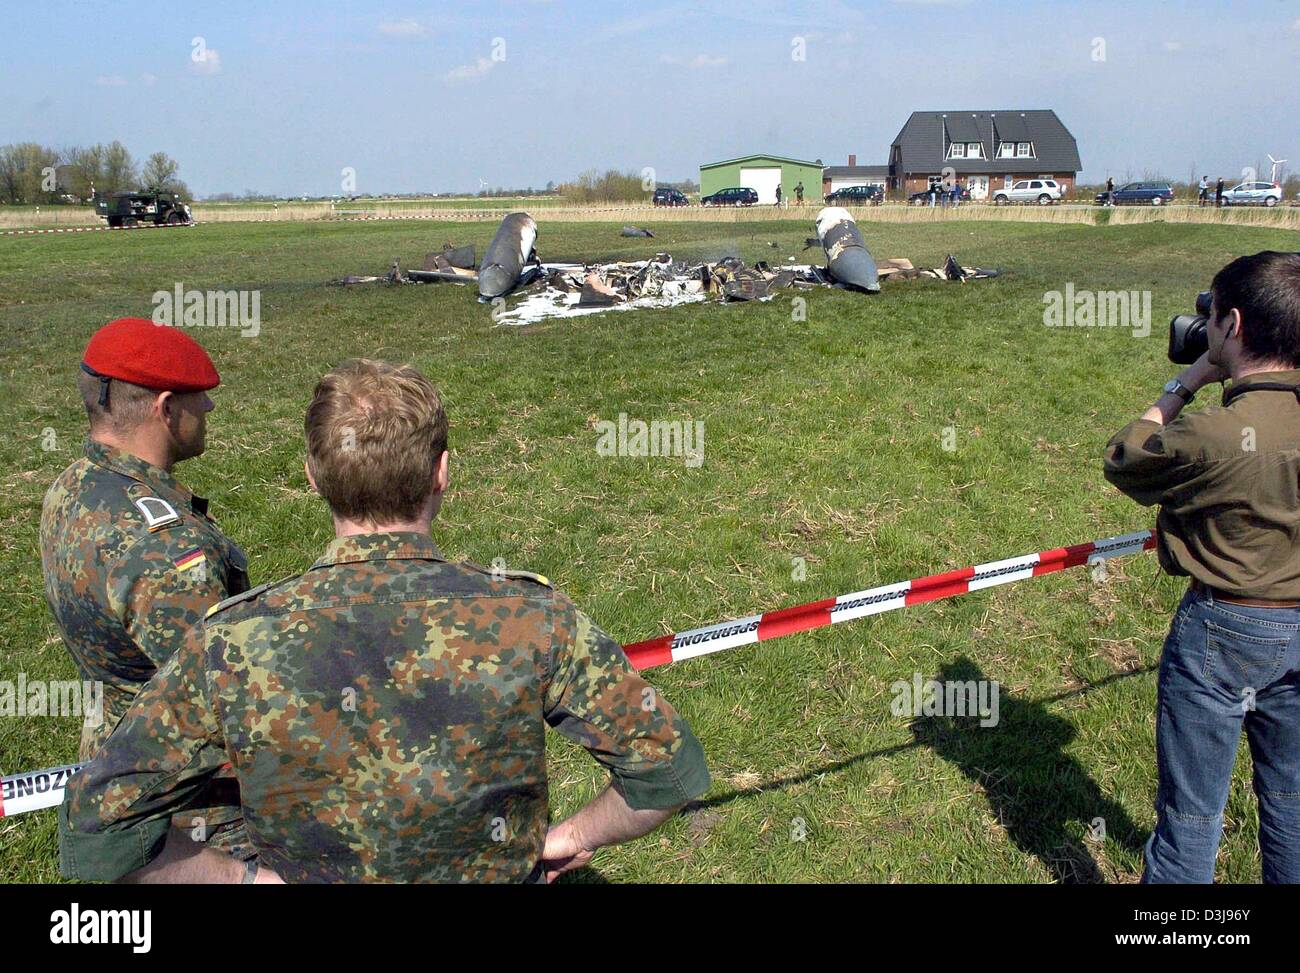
[3,0,1298,195]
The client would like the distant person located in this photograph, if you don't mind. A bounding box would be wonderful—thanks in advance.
[928,182,937,207]
[774,183,782,207]
[950,180,961,208]
[1199,176,1209,207]
[1106,177,1115,206]
[794,182,804,204]
[1216,176,1225,207]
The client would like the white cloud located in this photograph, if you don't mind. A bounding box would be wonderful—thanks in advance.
[191,48,222,75]
[661,53,728,68]
[1163,40,1182,51]
[445,57,495,83]
[95,75,128,87]
[378,18,428,36]
[140,72,157,86]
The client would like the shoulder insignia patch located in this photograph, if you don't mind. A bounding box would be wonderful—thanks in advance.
[502,568,551,588]
[133,495,181,532]
[464,561,553,588]
[205,582,272,619]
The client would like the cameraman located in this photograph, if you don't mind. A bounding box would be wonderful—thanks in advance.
[1104,251,1300,884]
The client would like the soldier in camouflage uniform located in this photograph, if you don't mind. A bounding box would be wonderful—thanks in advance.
[42,318,251,857]
[61,359,709,883]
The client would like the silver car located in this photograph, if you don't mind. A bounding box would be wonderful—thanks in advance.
[992,178,1063,205]
[1221,181,1283,207]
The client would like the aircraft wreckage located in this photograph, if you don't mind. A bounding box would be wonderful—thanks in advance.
[331,208,999,324]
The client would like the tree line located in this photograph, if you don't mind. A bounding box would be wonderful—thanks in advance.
[556,169,653,204]
[0,142,188,205]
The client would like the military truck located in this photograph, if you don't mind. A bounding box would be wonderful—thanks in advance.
[94,190,192,227]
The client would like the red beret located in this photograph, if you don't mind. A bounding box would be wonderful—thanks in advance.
[82,318,220,393]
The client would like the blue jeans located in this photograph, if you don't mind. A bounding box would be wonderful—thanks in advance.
[1144,586,1300,883]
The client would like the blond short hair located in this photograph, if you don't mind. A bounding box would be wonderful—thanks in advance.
[305,359,448,522]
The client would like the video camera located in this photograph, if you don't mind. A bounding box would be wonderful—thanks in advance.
[1168,291,1212,364]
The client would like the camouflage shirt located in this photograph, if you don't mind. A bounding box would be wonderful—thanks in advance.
[40,439,250,759]
[59,532,709,883]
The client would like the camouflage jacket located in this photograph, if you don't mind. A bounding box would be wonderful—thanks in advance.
[40,439,249,758]
[60,532,709,883]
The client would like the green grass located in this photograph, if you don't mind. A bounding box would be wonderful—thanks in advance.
[1,216,1292,883]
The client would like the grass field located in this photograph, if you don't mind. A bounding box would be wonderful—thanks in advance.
[1,215,1294,883]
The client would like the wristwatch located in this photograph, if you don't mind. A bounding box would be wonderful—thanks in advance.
[1163,378,1195,403]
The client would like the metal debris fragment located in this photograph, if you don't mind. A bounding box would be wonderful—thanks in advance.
[478,212,539,299]
[815,206,880,293]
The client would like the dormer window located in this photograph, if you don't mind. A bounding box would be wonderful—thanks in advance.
[947,142,984,160]
[949,143,966,159]
[1016,142,1034,158]
[997,142,1016,158]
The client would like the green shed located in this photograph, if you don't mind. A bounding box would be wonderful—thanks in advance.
[699,153,824,204]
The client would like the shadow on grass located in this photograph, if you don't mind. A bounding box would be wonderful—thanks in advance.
[692,660,1152,883]
[555,867,611,884]
[908,656,1146,883]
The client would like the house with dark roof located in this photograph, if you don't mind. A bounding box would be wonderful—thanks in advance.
[887,110,1081,200]
[822,154,890,195]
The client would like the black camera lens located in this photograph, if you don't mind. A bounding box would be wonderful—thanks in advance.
[1168,291,1214,364]
[1169,314,1209,364]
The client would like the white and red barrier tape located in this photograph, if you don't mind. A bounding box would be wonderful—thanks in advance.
[0,764,84,818]
[2,214,471,237]
[624,529,1156,670]
[1,222,195,237]
[0,528,1155,818]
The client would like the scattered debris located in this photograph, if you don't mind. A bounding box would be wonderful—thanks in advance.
[328,210,1001,318]
[406,266,477,285]
[423,243,475,271]
[579,272,624,307]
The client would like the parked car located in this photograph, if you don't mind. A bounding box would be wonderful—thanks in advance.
[991,179,1063,205]
[1220,181,1283,207]
[1093,181,1174,206]
[907,185,972,205]
[700,187,758,207]
[652,187,689,206]
[826,184,884,206]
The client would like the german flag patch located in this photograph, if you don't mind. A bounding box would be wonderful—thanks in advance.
[175,548,206,573]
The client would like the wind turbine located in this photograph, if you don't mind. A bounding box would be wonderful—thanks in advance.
[1267,154,1287,183]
